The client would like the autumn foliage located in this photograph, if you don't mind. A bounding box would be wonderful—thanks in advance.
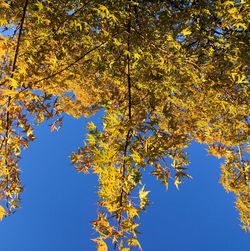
[0,0,249,250]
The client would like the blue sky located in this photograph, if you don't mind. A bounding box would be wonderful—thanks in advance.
[0,114,249,251]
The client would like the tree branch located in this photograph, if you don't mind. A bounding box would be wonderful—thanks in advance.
[11,0,29,76]
[32,41,107,86]
[115,2,133,250]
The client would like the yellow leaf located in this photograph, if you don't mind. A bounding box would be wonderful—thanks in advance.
[119,240,130,251]
[0,89,18,97]
[127,238,142,250]
[0,1,10,8]
[181,27,192,36]
[87,122,96,131]
[139,186,150,209]
[92,238,108,251]
[233,23,247,30]
[224,1,234,7]
[0,206,6,221]
[228,7,238,14]
[131,151,141,163]
[174,177,181,190]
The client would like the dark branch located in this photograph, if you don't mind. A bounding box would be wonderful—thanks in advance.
[11,0,29,76]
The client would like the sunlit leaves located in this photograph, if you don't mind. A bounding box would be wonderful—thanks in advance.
[139,186,149,210]
[92,238,108,251]
[0,205,6,221]
[151,164,170,189]
[181,27,192,37]
[0,0,249,250]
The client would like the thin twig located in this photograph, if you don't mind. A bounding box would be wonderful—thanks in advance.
[11,0,29,76]
[32,41,107,86]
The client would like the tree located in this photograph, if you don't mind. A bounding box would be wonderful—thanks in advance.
[0,0,249,249]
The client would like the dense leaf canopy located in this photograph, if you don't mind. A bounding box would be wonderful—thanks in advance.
[0,0,249,249]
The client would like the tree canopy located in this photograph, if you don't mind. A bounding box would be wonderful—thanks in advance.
[0,0,249,250]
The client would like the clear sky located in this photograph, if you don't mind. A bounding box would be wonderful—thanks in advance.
[0,114,249,251]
